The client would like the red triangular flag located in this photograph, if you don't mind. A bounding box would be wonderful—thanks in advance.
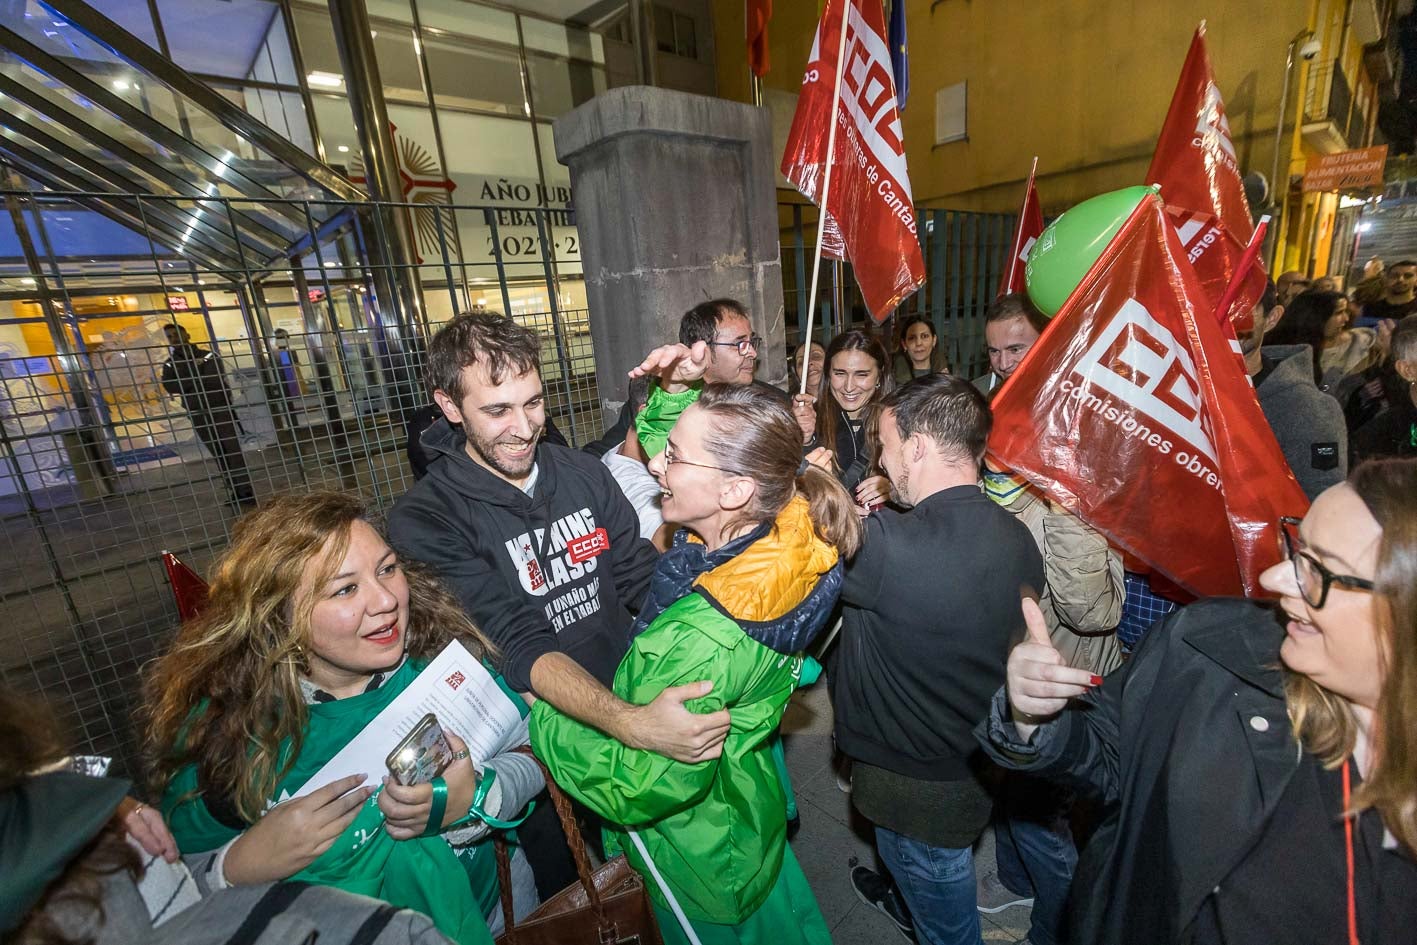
[999,159,1043,297]
[748,0,772,78]
[162,551,210,622]
[1146,24,1265,333]
[988,192,1307,598]
[780,0,925,322]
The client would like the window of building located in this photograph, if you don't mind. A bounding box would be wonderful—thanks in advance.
[653,5,697,60]
[425,36,526,115]
[934,81,967,145]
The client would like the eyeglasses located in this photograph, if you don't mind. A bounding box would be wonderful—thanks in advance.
[662,441,733,474]
[708,334,763,357]
[1278,516,1375,609]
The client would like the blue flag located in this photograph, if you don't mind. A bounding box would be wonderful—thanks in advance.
[888,0,908,109]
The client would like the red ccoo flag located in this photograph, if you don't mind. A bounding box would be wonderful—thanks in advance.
[1146,24,1265,334]
[748,0,772,78]
[987,192,1307,598]
[998,158,1043,297]
[781,0,925,322]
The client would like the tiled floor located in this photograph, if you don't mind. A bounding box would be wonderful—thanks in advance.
[781,684,1033,944]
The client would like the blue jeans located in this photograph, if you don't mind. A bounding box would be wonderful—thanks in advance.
[875,827,983,945]
[994,782,1078,945]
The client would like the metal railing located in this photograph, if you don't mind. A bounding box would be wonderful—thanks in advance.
[0,187,599,775]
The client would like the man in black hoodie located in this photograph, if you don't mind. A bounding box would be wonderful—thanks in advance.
[388,313,731,897]
[387,313,730,754]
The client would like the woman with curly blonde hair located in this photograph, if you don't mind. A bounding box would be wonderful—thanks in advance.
[146,492,542,945]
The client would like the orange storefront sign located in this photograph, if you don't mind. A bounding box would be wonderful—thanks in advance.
[1302,145,1388,192]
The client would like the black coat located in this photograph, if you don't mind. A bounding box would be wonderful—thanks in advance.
[161,343,233,414]
[976,598,1394,944]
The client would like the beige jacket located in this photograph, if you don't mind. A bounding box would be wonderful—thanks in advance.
[1005,486,1125,676]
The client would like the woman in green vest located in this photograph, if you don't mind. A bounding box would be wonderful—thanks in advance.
[145,492,541,945]
[531,342,861,945]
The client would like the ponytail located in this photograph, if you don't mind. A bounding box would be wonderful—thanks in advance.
[795,463,863,558]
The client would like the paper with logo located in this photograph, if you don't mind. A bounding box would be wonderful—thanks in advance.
[987,192,1308,598]
[781,0,925,322]
[291,640,525,799]
[1145,24,1265,333]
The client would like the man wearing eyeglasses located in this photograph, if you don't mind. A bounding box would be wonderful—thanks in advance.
[679,299,764,386]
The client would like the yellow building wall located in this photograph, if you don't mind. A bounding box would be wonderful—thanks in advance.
[714,0,1378,253]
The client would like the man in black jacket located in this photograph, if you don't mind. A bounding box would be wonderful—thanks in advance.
[387,313,730,892]
[160,323,255,510]
[832,374,1044,945]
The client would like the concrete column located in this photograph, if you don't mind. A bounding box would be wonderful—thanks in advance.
[554,86,786,422]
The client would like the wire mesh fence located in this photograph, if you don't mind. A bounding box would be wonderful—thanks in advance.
[0,187,604,776]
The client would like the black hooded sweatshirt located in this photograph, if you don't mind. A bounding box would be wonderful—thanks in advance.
[387,418,660,692]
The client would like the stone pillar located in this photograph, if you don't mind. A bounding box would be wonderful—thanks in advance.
[554,87,786,422]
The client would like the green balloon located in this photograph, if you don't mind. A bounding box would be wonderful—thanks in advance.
[1024,185,1158,317]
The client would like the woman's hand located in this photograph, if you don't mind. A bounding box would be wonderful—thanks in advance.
[805,446,835,471]
[379,731,478,841]
[1006,598,1100,742]
[118,797,178,863]
[223,773,372,884]
[627,342,709,393]
[791,393,817,441]
[854,475,891,512]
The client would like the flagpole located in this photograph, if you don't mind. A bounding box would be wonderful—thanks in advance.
[1002,156,1038,294]
[798,0,853,396]
[1211,215,1270,327]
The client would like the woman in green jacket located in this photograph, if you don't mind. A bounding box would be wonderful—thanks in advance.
[531,342,861,945]
[145,492,541,945]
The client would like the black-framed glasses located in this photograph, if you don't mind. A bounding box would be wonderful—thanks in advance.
[708,334,763,357]
[1278,516,1375,609]
[662,441,733,474]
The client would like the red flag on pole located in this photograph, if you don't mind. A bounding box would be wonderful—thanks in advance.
[747,0,772,78]
[781,0,925,322]
[1146,24,1266,333]
[988,192,1307,598]
[998,158,1043,297]
[162,550,210,622]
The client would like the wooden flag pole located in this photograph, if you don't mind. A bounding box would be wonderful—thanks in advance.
[798,0,853,396]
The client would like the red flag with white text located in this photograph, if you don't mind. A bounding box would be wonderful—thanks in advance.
[1146,25,1265,332]
[987,193,1307,598]
[781,0,925,322]
[999,163,1043,297]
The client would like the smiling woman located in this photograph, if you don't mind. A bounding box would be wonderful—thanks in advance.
[144,492,543,945]
[978,458,1417,945]
[531,349,860,945]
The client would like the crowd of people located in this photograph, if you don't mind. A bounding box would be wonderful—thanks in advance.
[5,273,1416,945]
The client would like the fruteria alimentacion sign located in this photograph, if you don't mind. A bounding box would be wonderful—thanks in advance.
[1303,145,1388,192]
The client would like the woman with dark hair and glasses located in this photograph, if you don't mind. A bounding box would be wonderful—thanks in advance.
[977,459,1417,945]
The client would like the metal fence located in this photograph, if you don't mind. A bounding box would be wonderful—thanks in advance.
[0,187,600,776]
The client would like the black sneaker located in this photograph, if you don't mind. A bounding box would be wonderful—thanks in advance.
[848,859,916,942]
